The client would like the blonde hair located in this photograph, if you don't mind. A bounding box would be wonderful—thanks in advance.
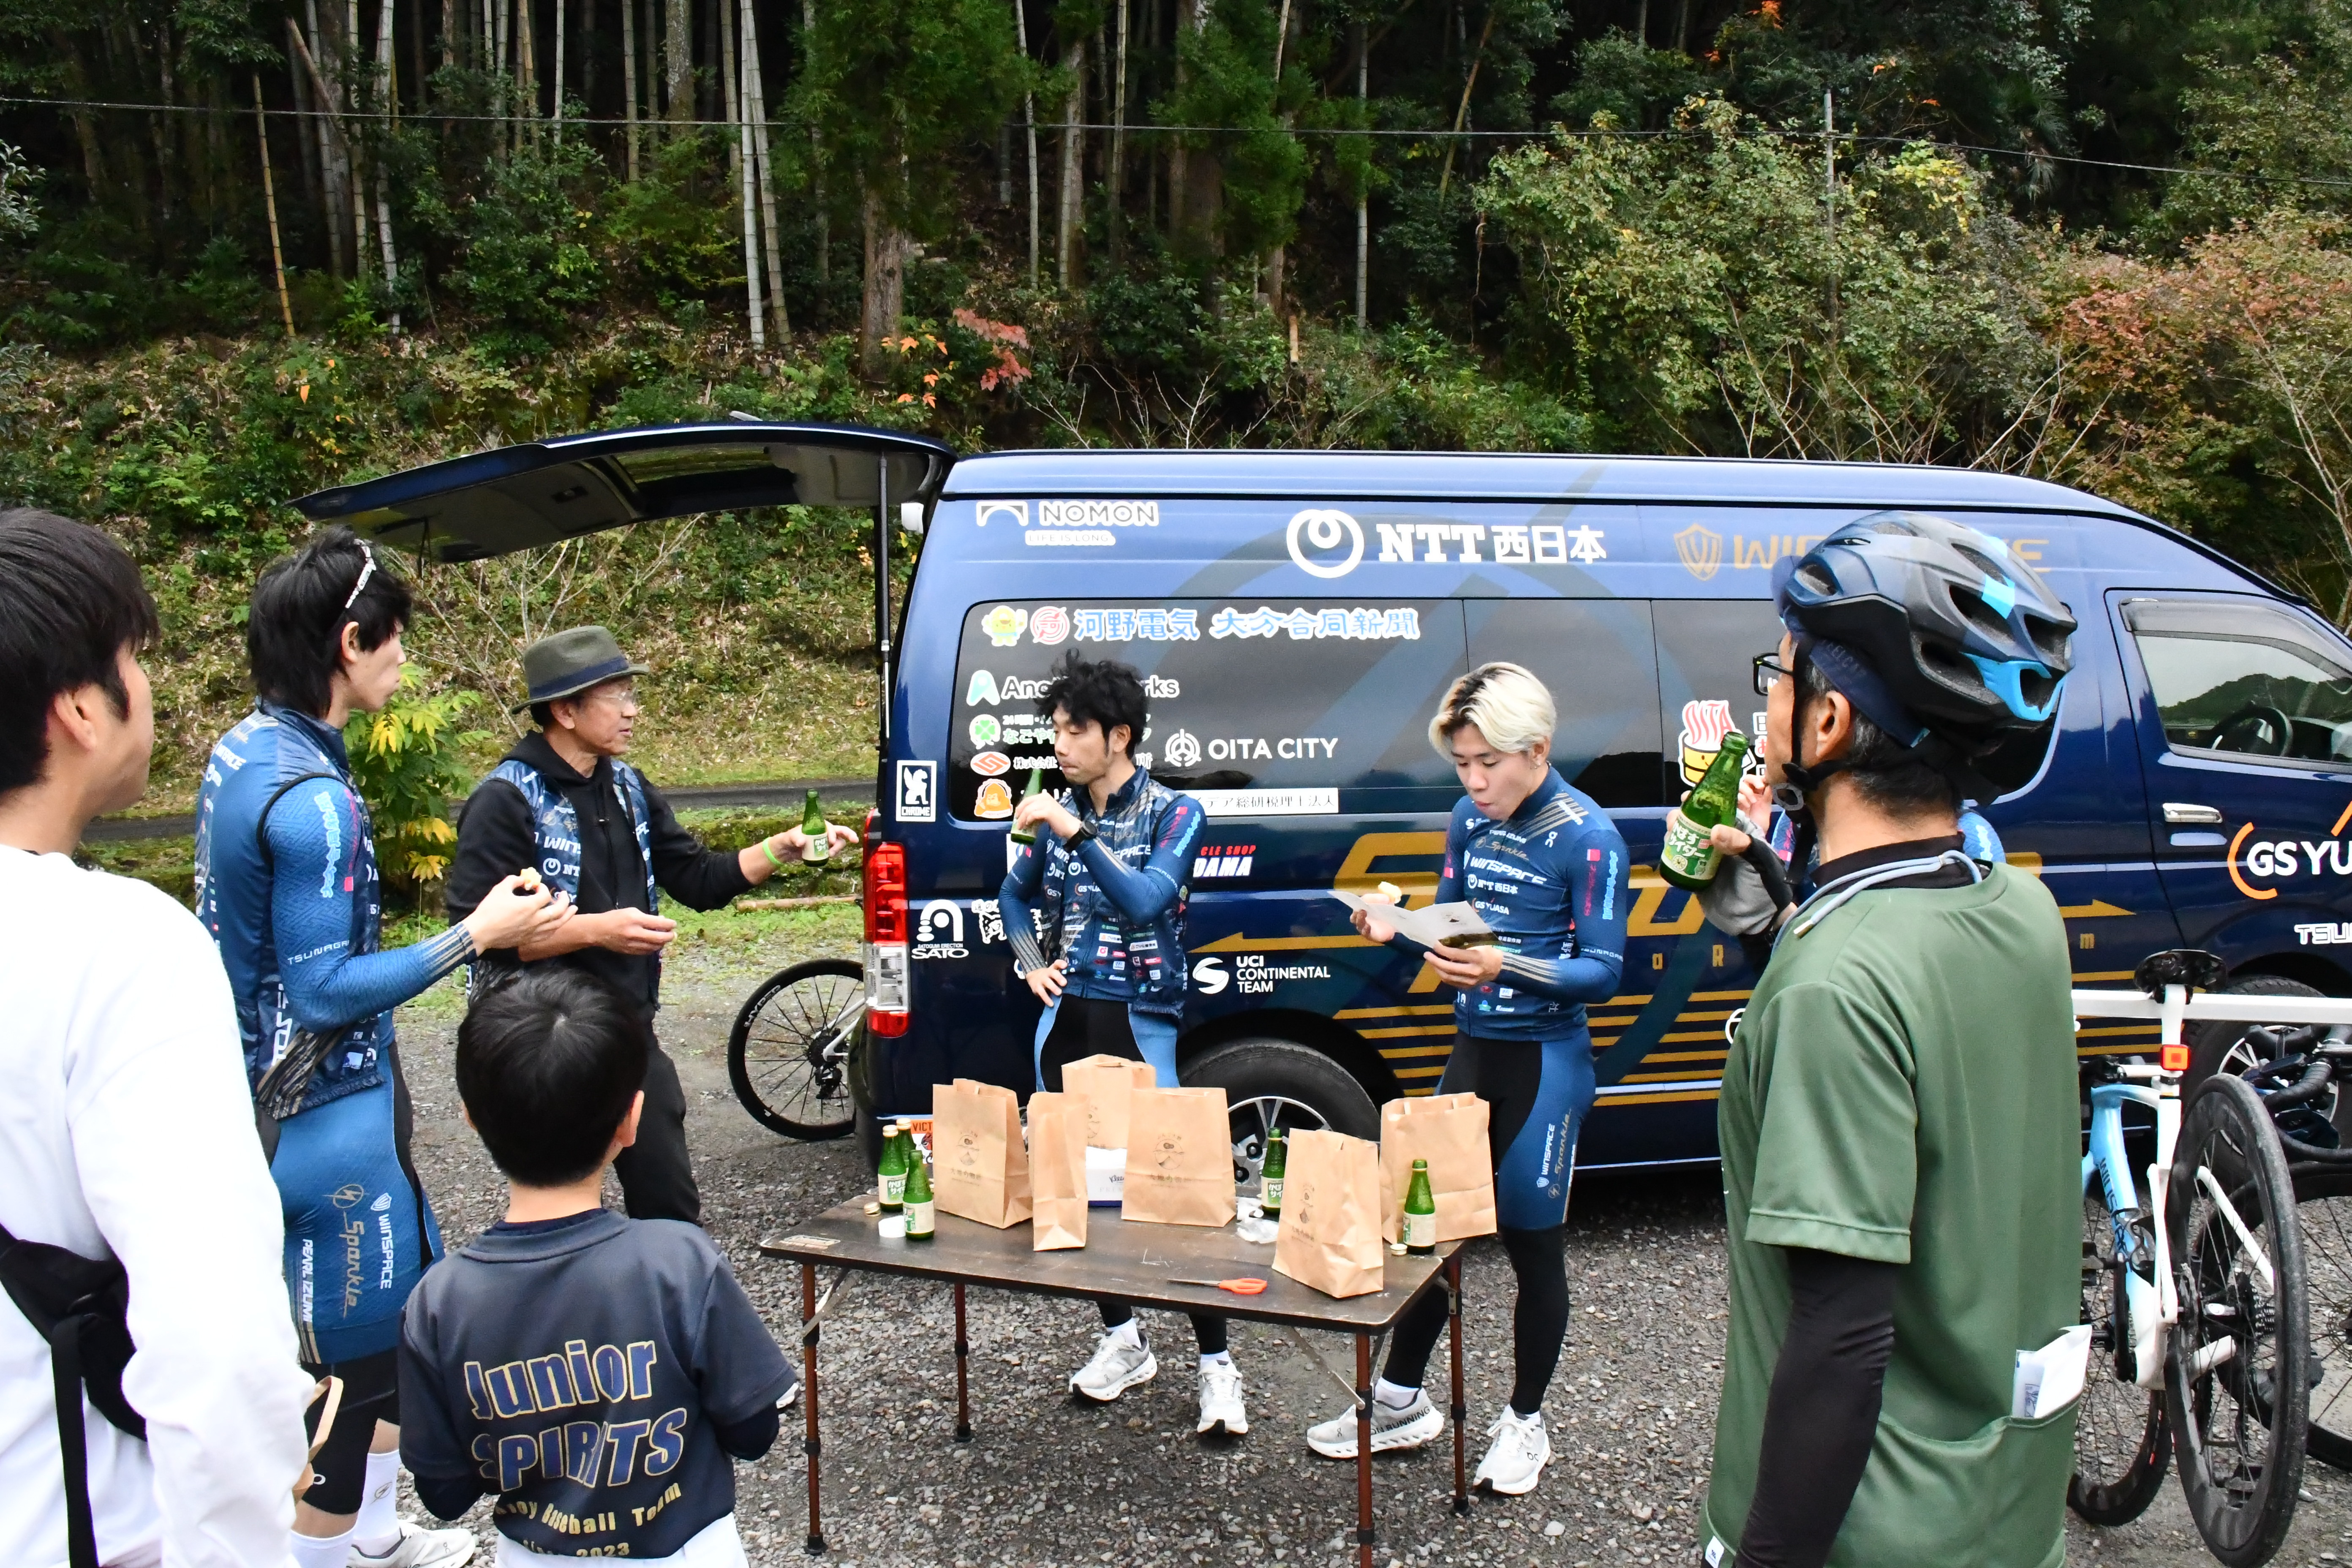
[1429,662,1556,758]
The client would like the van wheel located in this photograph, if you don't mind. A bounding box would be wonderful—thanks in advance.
[1184,1037,1381,1194]
[2186,974,2330,1100]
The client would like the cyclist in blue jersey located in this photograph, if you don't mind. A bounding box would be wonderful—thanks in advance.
[1309,662,1628,1498]
[196,528,563,1568]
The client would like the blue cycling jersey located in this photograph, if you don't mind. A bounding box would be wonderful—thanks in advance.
[1408,769,1630,1041]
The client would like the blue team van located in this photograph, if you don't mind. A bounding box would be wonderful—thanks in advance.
[305,423,2352,1177]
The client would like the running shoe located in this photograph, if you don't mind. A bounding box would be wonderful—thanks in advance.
[348,1520,477,1567]
[1068,1329,1158,1402]
[1305,1388,1444,1459]
[1473,1407,1550,1495]
[1197,1359,1248,1436]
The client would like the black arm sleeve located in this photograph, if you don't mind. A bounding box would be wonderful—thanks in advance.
[1734,1248,1900,1568]
[712,1403,781,1460]
[444,780,538,928]
[642,779,756,912]
[413,1472,487,1520]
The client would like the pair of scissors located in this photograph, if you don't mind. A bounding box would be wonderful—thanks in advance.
[1168,1276,1268,1295]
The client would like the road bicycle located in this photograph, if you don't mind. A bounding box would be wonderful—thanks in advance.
[2070,950,2310,1568]
[727,957,863,1139]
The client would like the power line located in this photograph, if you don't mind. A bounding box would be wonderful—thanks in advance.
[6,94,2352,190]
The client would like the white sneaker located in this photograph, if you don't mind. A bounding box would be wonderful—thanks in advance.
[1305,1388,1445,1459]
[1197,1359,1248,1436]
[349,1521,477,1567]
[1473,1407,1551,1495]
[1069,1329,1158,1402]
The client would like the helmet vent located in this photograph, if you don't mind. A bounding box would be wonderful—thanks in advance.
[1795,560,1839,597]
[1948,584,2014,643]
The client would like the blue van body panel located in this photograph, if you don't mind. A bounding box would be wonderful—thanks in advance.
[876,452,2348,1168]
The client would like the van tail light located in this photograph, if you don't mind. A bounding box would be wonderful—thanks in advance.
[863,825,909,1037]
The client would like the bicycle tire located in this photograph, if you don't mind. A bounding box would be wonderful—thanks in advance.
[2167,1074,2311,1567]
[2070,1191,2171,1524]
[726,958,863,1140]
[2295,1165,2352,1470]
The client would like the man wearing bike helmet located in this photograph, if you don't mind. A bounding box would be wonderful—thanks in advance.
[1693,513,2083,1568]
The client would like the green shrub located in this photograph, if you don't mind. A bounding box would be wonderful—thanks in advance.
[345,667,486,904]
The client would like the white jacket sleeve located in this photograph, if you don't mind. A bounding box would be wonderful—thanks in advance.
[67,902,310,1568]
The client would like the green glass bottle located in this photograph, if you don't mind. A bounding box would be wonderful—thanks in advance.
[1658,732,1752,892]
[903,1141,936,1242]
[877,1119,907,1212]
[1006,767,1046,845]
[798,788,832,863]
[1402,1158,1437,1255]
[1258,1127,1288,1218]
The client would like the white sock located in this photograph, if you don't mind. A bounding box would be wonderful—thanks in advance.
[1109,1318,1144,1350]
[1375,1377,1421,1410]
[353,1448,402,1553]
[1506,1405,1543,1426]
[290,1526,356,1568]
[1199,1350,1233,1371]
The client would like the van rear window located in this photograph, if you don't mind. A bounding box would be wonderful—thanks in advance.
[948,599,1470,819]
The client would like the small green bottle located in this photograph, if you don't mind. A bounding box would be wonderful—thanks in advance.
[1402,1158,1437,1255]
[1258,1127,1288,1218]
[798,788,832,863]
[903,1142,936,1242]
[1658,732,1751,892]
[1006,767,1046,845]
[877,1120,907,1212]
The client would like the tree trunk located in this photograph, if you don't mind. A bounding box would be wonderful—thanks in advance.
[294,9,348,276]
[553,0,569,142]
[1355,20,1368,330]
[621,0,641,176]
[741,0,788,333]
[860,185,909,375]
[665,0,692,127]
[376,0,403,327]
[728,0,762,348]
[803,0,828,283]
[1108,0,1128,264]
[1056,35,1084,289]
[1015,0,1038,284]
[254,73,298,334]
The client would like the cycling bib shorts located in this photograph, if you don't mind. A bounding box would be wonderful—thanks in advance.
[1435,1028,1598,1231]
[272,1072,440,1363]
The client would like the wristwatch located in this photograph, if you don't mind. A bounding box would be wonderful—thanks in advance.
[1063,821,1098,848]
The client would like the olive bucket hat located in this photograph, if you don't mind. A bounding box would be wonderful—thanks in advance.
[514,625,650,713]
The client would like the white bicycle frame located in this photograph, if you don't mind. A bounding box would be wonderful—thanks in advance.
[2074,987,2352,1388]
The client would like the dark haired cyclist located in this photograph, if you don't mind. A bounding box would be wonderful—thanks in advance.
[1693,512,2081,1568]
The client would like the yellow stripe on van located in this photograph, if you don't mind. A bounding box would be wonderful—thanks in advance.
[1643,1049,1730,1064]
[2077,1024,2163,1038]
[1335,1004,1454,1020]
[1361,1024,1455,1040]
[1393,1063,1448,1079]
[1598,1089,1723,1108]
[1375,1045,1455,1059]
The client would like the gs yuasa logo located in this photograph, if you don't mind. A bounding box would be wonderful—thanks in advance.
[2230,807,2352,901]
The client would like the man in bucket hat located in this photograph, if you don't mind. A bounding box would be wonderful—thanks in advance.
[444,627,855,1223]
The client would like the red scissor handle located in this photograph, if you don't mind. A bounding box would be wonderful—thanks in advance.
[1168,1276,1269,1295]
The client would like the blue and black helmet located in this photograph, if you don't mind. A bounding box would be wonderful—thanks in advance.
[1773,511,2076,740]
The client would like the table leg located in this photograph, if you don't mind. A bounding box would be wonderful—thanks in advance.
[1356,1334,1375,1568]
[953,1282,973,1442]
[1447,1254,1468,1515]
[802,1263,825,1554]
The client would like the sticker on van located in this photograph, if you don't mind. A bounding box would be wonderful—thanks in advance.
[896,760,938,823]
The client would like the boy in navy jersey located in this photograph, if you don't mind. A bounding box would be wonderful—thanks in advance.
[398,970,795,1565]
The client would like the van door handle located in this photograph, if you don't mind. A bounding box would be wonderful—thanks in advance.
[2163,803,2223,824]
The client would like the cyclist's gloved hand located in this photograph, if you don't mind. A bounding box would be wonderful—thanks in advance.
[1696,811,1794,939]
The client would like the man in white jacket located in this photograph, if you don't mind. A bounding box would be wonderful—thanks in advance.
[0,508,313,1568]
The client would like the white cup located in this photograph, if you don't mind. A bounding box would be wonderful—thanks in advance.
[878,1215,908,1241]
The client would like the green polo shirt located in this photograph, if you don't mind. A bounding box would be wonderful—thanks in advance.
[1703,862,2080,1568]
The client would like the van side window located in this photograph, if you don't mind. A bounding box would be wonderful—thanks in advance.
[2124,598,2352,766]
[1466,600,1663,806]
[1653,600,1785,805]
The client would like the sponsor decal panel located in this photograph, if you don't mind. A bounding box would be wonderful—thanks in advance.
[982,605,1028,646]
[1192,844,1257,879]
[1072,608,1201,642]
[969,715,1002,747]
[1145,674,1180,698]
[974,779,1015,819]
[1370,522,1598,565]
[1162,730,1202,769]
[1029,604,1070,644]
[1040,500,1160,528]
[1194,787,1341,818]
[970,750,1012,777]
[1233,954,1333,995]
[2230,816,2352,901]
[913,900,969,960]
[1287,509,1366,578]
[2298,922,2352,945]
[1209,606,1421,640]
[1191,956,1230,995]
[965,670,1053,705]
[896,761,937,824]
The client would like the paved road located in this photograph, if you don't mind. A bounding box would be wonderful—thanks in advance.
[80,777,875,842]
[385,938,2352,1568]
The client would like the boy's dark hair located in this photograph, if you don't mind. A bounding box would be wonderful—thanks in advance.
[457,969,652,1187]
[1039,651,1148,757]
[247,525,414,717]
[1800,658,1960,817]
[0,509,160,797]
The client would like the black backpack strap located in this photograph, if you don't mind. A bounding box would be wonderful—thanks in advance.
[254,771,345,871]
[47,1310,98,1568]
[0,1220,141,1568]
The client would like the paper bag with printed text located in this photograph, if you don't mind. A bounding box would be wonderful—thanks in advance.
[1120,1086,1235,1227]
[930,1078,1032,1228]
[1379,1092,1497,1244]
[1026,1091,1089,1250]
[1273,1129,1386,1298]
[1061,1052,1157,1149]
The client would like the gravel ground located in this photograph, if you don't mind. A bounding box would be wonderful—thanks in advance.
[384,929,2352,1568]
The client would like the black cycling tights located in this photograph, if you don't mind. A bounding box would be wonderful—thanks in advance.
[1382,1223,1570,1418]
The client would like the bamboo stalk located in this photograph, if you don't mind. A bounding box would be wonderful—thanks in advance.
[253,73,297,336]
[1015,0,1037,284]
[553,0,568,143]
[1437,5,1495,198]
[1109,0,1128,263]
[374,0,402,328]
[621,0,641,177]
[727,0,761,348]
[803,0,828,283]
[742,0,788,335]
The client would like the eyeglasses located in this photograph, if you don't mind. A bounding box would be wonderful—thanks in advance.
[1752,651,1794,697]
[341,541,376,612]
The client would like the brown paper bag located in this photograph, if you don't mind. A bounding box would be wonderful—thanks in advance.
[1061,1053,1158,1149]
[1273,1129,1387,1298]
[1026,1091,1088,1250]
[1379,1092,1498,1244]
[931,1078,1032,1228]
[1120,1086,1236,1227]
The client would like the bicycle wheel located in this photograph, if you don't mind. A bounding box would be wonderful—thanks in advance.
[2296,1166,2352,1470]
[727,958,863,1140]
[2070,1190,2170,1524]
[2167,1074,2310,1567]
